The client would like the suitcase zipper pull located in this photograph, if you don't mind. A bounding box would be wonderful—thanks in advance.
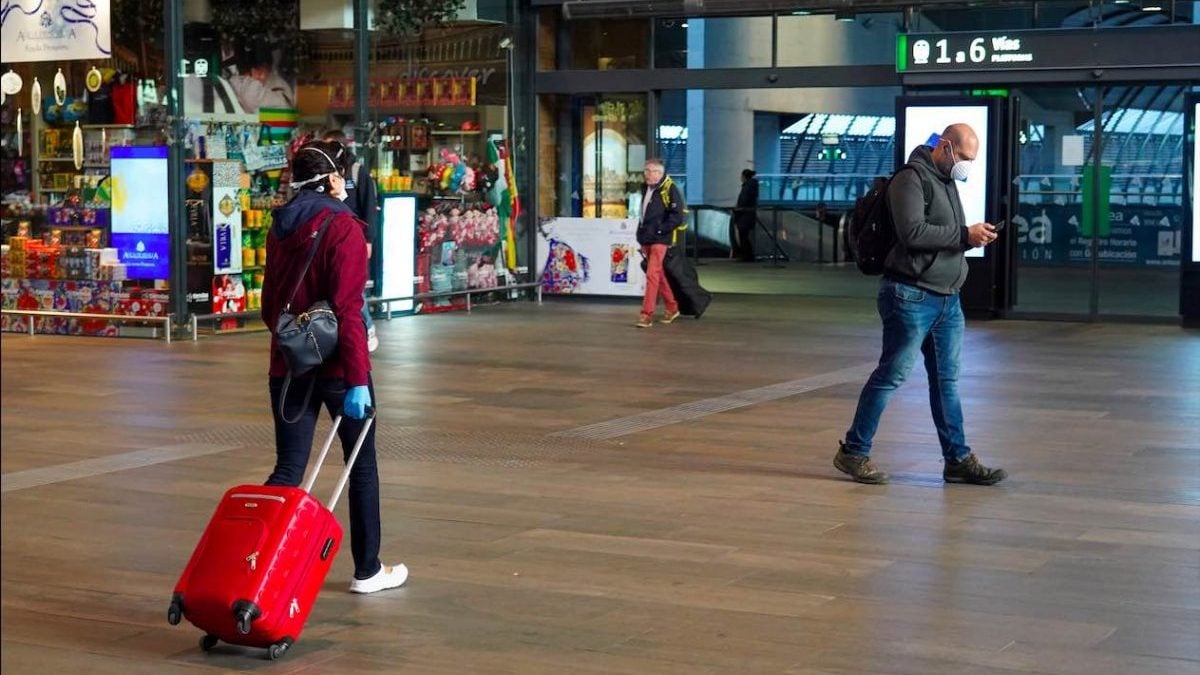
[246,551,258,571]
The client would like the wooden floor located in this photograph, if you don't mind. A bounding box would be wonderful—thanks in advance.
[2,291,1198,674]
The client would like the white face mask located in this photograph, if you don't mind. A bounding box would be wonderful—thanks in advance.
[945,140,973,182]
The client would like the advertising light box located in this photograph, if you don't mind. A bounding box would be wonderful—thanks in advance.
[381,195,416,312]
[899,103,992,259]
[110,146,171,280]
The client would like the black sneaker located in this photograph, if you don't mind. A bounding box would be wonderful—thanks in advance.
[833,444,890,484]
[944,453,1007,485]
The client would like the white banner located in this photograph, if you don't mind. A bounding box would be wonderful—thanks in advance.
[1,0,112,63]
[537,218,645,297]
[211,160,243,275]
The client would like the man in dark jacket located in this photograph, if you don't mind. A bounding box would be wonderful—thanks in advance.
[323,129,380,351]
[635,158,685,328]
[834,123,1007,486]
[732,169,759,262]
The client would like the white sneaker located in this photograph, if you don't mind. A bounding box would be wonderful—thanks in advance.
[366,326,379,353]
[348,563,408,594]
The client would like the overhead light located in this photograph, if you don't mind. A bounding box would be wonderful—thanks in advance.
[1141,4,1163,10]
[834,10,855,22]
[681,21,688,27]
[791,10,811,15]
[1113,0,1130,3]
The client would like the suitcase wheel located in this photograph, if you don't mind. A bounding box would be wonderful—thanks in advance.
[167,598,182,626]
[199,634,218,652]
[268,637,293,661]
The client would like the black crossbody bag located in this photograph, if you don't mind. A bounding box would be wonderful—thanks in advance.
[275,214,338,422]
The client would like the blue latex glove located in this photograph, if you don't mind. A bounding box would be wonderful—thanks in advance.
[343,386,372,419]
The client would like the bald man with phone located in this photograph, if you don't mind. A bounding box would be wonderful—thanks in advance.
[832,123,1007,487]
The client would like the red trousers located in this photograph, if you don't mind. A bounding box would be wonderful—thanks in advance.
[641,244,678,317]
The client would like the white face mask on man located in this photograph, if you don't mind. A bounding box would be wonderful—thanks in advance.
[944,139,974,182]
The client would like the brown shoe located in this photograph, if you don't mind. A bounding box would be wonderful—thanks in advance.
[635,314,653,328]
[661,310,682,324]
[944,453,1007,485]
[833,444,889,484]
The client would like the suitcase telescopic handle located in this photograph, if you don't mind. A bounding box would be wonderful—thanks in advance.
[299,408,375,510]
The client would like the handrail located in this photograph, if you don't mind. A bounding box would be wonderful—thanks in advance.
[190,309,264,342]
[1,309,174,343]
[186,282,542,339]
[367,281,542,319]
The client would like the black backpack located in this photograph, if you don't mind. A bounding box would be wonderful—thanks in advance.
[849,166,926,276]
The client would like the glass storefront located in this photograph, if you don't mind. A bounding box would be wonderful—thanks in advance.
[0,0,532,335]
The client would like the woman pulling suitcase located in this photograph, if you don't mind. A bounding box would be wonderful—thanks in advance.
[261,140,408,595]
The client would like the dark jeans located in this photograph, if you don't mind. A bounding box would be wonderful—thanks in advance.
[267,375,382,580]
[843,278,971,462]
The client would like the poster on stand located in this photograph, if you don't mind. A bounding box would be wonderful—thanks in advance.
[536,218,644,297]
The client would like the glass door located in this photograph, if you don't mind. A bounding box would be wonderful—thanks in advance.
[1012,86,1095,315]
[576,94,648,218]
[1095,87,1185,317]
[1013,85,1185,318]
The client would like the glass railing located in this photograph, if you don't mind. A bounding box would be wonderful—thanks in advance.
[755,173,883,205]
[1018,174,1184,206]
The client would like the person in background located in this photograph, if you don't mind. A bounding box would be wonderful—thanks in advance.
[732,169,759,262]
[635,158,684,328]
[323,129,380,352]
[833,123,1007,487]
[261,140,407,593]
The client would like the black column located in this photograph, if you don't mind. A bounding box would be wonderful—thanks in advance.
[165,0,188,333]
[354,0,369,136]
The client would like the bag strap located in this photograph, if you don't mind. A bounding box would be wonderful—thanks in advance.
[281,212,335,314]
[278,372,316,424]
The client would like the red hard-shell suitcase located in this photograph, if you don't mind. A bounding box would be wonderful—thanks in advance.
[168,414,372,660]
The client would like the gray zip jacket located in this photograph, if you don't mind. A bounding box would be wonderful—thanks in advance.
[884,145,972,294]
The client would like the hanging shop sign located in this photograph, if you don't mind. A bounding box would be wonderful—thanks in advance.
[536,218,645,297]
[1,0,112,63]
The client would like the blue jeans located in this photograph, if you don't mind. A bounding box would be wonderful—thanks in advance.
[267,375,382,580]
[843,278,971,462]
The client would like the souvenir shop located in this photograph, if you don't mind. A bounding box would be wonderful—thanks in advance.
[0,0,529,338]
